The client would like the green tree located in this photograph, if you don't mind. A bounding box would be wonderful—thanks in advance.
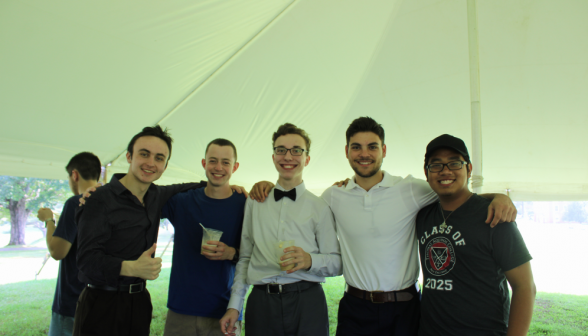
[0,176,70,246]
[561,202,588,223]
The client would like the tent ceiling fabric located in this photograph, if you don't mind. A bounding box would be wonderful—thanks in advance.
[1,0,587,201]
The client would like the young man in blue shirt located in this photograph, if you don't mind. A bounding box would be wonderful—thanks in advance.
[37,152,101,336]
[161,139,246,336]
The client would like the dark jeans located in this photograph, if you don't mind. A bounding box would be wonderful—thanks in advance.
[336,290,420,336]
[72,287,153,336]
[245,282,329,336]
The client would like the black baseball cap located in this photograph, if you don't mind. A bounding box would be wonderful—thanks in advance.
[425,134,470,163]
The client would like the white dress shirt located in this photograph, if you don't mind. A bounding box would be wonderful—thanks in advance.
[228,181,342,312]
[321,171,437,292]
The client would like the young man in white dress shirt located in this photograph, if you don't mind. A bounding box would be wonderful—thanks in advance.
[320,117,517,336]
[220,123,342,336]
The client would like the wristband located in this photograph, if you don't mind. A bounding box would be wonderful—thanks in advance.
[231,248,240,263]
[44,218,55,228]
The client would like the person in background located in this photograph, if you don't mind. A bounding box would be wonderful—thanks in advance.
[37,152,101,336]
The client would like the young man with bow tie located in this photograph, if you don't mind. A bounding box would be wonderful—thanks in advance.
[220,123,342,336]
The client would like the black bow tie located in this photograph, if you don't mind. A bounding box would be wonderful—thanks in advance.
[274,188,296,202]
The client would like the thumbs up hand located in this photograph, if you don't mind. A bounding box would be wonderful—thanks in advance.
[121,244,162,280]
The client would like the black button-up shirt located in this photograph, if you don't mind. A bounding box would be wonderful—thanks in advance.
[76,173,205,286]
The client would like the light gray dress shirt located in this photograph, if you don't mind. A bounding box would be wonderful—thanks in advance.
[228,181,342,312]
[321,171,437,292]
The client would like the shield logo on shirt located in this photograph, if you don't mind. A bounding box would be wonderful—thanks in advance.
[425,237,456,276]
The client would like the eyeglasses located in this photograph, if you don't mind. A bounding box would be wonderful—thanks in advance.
[426,161,467,173]
[273,147,306,156]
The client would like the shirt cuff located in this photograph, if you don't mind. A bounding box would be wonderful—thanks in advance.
[227,295,244,313]
[307,253,323,275]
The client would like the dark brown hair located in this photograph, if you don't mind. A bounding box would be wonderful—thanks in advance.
[127,125,173,165]
[346,117,385,146]
[65,152,101,180]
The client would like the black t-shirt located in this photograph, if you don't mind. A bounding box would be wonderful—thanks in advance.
[416,195,532,336]
[52,195,84,317]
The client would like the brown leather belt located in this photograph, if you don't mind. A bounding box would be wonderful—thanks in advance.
[346,284,417,303]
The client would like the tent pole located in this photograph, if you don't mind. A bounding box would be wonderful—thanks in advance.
[103,164,109,184]
[467,0,483,194]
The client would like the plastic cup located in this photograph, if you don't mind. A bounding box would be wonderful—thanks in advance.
[275,240,295,271]
[201,227,223,254]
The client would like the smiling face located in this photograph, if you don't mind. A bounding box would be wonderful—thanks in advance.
[126,136,169,185]
[425,148,472,200]
[273,133,310,188]
[202,144,238,188]
[346,131,386,178]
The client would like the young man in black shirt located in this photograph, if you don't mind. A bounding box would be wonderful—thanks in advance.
[73,126,207,336]
[416,134,536,336]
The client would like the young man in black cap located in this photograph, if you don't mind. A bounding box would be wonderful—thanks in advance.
[417,134,535,335]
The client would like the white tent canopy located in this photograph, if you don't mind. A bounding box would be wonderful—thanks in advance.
[1,0,587,200]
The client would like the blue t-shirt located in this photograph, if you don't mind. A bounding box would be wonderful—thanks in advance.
[161,188,246,320]
[52,195,85,317]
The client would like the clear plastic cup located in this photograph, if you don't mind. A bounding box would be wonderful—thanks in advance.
[201,226,223,254]
[274,240,295,271]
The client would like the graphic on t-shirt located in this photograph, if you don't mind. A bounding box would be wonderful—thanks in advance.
[425,237,456,276]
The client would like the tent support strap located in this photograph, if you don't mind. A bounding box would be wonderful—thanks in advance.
[467,0,483,194]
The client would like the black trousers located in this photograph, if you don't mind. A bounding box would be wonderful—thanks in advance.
[72,287,153,336]
[245,282,329,336]
[336,290,420,336]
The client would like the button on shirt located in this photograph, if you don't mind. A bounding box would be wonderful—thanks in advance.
[321,171,437,292]
[228,182,342,312]
[76,173,205,287]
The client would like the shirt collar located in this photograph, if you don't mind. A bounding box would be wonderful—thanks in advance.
[110,173,128,195]
[345,170,395,190]
[275,181,306,197]
[109,173,157,196]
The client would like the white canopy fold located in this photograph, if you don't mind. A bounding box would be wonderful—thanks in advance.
[1,0,587,200]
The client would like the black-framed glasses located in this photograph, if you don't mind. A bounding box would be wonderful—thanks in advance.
[426,161,467,173]
[273,147,306,156]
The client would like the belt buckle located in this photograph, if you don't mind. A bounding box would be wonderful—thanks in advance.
[129,283,143,294]
[267,284,282,294]
[370,290,385,304]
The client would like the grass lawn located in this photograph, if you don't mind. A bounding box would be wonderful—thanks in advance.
[1,267,587,336]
